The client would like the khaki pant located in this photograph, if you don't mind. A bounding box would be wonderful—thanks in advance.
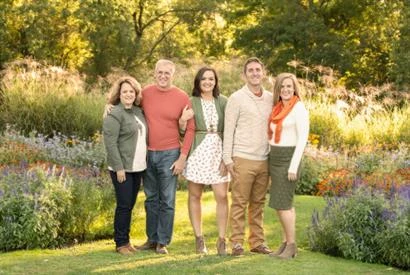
[229,157,269,249]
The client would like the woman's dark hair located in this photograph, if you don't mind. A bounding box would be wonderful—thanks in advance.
[192,67,220,97]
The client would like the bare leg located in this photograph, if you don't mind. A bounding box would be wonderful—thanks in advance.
[277,207,296,244]
[212,182,229,238]
[188,182,204,237]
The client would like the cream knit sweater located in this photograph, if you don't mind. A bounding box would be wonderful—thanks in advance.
[223,85,273,165]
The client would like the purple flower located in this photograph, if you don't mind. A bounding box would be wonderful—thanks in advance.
[397,185,410,201]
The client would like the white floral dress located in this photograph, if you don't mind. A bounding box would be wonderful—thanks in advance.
[183,99,230,184]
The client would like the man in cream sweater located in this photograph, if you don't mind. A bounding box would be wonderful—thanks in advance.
[223,57,273,256]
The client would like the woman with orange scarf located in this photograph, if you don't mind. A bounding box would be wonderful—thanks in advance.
[267,73,309,259]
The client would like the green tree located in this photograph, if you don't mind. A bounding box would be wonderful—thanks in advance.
[0,0,90,69]
[390,0,410,87]
[226,0,404,86]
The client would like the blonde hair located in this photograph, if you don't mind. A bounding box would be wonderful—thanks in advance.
[107,76,142,106]
[155,59,176,74]
[272,73,302,105]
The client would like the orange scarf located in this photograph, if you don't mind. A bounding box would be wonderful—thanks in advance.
[268,95,299,143]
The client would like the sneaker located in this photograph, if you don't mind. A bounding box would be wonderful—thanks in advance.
[135,240,157,251]
[231,243,244,256]
[250,244,272,254]
[156,243,168,254]
[216,237,227,256]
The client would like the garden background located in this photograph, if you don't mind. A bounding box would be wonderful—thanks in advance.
[0,1,409,274]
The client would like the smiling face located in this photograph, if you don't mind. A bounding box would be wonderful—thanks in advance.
[280,77,295,103]
[154,63,174,90]
[244,61,264,88]
[119,82,136,108]
[199,70,216,95]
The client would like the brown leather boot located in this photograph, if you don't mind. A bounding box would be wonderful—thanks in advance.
[195,236,208,254]
[277,243,297,259]
[116,245,132,255]
[269,242,286,257]
[216,237,227,256]
[135,240,157,251]
[126,243,137,253]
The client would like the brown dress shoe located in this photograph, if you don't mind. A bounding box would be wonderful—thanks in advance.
[269,242,287,257]
[231,243,244,256]
[135,240,157,251]
[250,244,273,254]
[216,237,227,256]
[195,236,208,254]
[116,245,132,255]
[277,243,297,259]
[156,243,168,254]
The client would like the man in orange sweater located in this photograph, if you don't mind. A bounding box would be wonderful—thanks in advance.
[137,59,195,254]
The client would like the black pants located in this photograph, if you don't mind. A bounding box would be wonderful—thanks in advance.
[110,171,143,248]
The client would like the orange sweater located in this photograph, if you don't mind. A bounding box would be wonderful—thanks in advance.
[141,84,195,155]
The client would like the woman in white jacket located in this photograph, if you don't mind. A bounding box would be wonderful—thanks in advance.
[267,73,309,259]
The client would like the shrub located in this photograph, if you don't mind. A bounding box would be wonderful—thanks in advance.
[308,185,410,269]
[0,167,71,250]
[297,156,328,195]
[297,145,344,195]
[0,164,115,251]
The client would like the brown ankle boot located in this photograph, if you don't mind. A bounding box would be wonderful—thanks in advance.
[195,236,208,254]
[116,245,132,255]
[277,243,297,259]
[269,242,286,257]
[216,237,227,256]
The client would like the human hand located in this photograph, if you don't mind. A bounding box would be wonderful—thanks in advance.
[117,170,126,183]
[103,104,114,118]
[288,172,297,181]
[225,163,235,179]
[219,161,228,176]
[180,105,194,122]
[170,155,187,175]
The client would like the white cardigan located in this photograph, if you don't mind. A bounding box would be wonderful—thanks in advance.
[269,101,309,174]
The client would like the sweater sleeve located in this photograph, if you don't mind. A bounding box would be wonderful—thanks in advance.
[180,98,195,156]
[288,102,309,174]
[102,111,123,171]
[223,94,240,165]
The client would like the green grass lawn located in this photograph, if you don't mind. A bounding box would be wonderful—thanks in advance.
[0,192,406,274]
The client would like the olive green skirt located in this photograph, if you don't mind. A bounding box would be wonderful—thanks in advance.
[268,146,301,210]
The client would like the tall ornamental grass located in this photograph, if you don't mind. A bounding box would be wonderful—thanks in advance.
[0,59,106,138]
[1,58,408,148]
[306,100,409,148]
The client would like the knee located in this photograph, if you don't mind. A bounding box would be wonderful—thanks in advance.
[215,193,228,205]
[161,192,176,208]
[189,191,202,202]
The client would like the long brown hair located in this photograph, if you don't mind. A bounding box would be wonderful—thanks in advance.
[192,67,220,98]
[272,73,302,105]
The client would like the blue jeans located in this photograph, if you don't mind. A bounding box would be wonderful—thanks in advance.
[143,149,179,245]
[110,171,143,247]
